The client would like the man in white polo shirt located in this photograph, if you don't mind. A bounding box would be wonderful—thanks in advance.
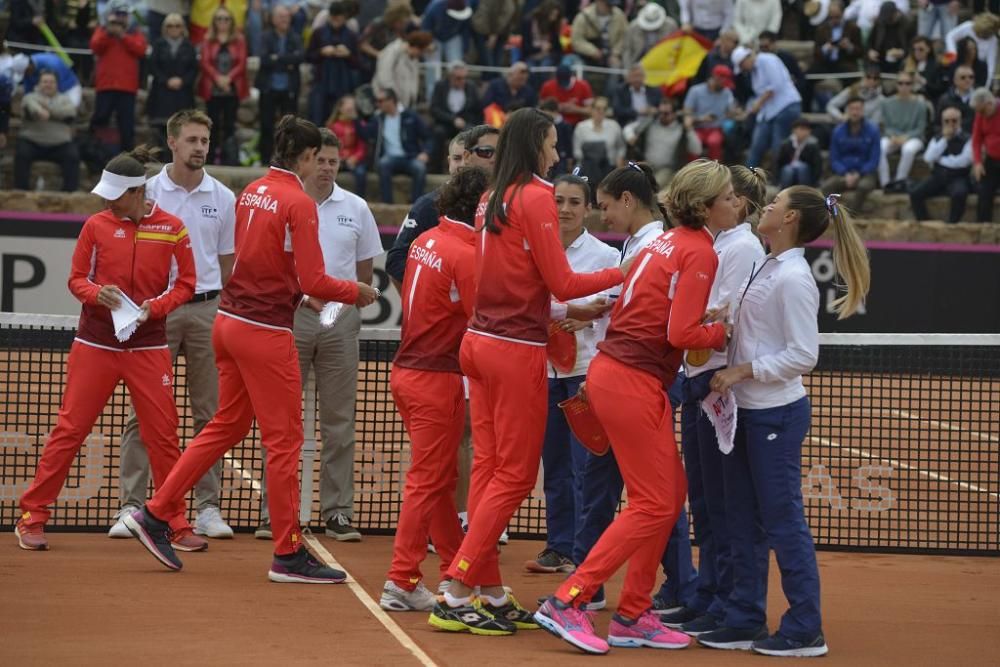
[110,109,237,541]
[732,45,803,170]
[255,128,383,542]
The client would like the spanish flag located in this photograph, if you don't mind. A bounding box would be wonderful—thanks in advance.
[640,30,714,98]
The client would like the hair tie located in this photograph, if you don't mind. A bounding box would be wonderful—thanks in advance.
[825,193,841,217]
[748,166,759,177]
[627,161,643,173]
[571,166,589,182]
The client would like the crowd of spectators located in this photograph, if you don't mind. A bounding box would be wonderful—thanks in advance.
[2,0,1000,221]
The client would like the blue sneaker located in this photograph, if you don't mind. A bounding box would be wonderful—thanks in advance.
[124,507,182,571]
[268,546,347,584]
[752,632,829,657]
[650,592,683,615]
[680,613,722,636]
[659,606,701,628]
[697,625,769,650]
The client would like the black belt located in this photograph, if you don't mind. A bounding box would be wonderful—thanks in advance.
[189,290,220,303]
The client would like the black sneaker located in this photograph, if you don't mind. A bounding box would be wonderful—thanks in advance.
[428,599,516,635]
[268,546,347,583]
[525,548,576,574]
[752,632,829,657]
[124,506,182,571]
[483,593,540,629]
[254,522,272,540]
[659,605,702,628]
[325,513,361,542]
[697,624,769,650]
[680,613,723,636]
[651,592,683,615]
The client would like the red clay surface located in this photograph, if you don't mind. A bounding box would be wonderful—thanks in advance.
[3,534,998,666]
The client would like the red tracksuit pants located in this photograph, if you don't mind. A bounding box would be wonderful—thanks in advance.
[446,332,548,586]
[19,341,189,532]
[147,314,305,556]
[387,366,466,589]
[555,353,688,619]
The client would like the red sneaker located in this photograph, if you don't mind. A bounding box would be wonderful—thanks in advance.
[170,527,209,552]
[15,517,48,551]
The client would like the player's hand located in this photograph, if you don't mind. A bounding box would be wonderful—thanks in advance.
[710,364,751,393]
[973,163,985,181]
[569,298,612,321]
[558,318,590,333]
[355,283,380,307]
[97,285,123,309]
[703,303,730,324]
[302,296,324,312]
[138,300,152,323]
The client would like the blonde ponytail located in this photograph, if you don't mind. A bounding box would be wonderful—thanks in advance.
[829,206,871,319]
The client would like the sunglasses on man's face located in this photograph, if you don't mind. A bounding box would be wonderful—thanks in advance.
[470,146,496,158]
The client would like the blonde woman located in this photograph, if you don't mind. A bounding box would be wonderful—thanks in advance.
[701,188,870,657]
[198,5,248,164]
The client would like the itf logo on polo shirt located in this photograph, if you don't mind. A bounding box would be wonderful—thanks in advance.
[201,205,218,219]
[336,214,354,227]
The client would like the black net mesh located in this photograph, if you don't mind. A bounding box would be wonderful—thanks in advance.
[1,317,997,555]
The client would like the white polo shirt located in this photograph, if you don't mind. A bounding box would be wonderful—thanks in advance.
[729,247,820,409]
[314,183,383,281]
[750,52,802,122]
[549,229,621,379]
[685,222,765,377]
[146,164,236,294]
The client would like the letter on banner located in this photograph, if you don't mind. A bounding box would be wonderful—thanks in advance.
[701,390,737,454]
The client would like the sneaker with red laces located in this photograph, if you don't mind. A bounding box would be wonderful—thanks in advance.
[14,517,48,551]
[608,609,692,649]
[534,596,609,654]
[170,527,209,552]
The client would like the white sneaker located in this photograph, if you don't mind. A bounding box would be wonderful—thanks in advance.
[379,580,437,611]
[194,506,234,538]
[108,505,140,538]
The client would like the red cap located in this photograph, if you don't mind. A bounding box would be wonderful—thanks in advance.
[712,64,735,89]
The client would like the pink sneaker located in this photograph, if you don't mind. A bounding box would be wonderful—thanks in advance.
[170,527,209,552]
[534,597,609,655]
[608,610,692,649]
[15,517,48,551]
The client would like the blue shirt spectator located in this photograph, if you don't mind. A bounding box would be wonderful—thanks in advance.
[829,117,880,175]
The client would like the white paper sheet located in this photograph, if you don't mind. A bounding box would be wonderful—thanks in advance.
[701,390,738,455]
[319,301,344,329]
[111,292,143,342]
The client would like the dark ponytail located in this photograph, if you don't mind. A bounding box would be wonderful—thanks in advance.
[484,107,555,234]
[598,162,667,221]
[104,144,161,179]
[272,114,322,170]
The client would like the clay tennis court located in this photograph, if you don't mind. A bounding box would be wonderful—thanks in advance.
[2,320,998,665]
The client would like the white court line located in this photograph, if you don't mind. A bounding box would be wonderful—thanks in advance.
[807,435,1000,501]
[814,406,1000,444]
[222,452,437,667]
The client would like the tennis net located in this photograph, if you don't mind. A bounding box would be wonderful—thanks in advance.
[1,314,997,556]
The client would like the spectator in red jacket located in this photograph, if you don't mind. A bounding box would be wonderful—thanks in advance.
[539,63,595,127]
[971,87,1000,222]
[327,95,369,197]
[89,0,147,151]
[198,5,249,165]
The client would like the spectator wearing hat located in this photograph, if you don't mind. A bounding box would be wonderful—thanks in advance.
[307,1,359,126]
[732,44,802,169]
[776,119,823,187]
[732,0,782,46]
[374,30,434,111]
[878,71,926,193]
[482,61,539,112]
[624,98,702,187]
[430,62,482,171]
[14,70,80,192]
[612,64,664,127]
[622,3,678,70]
[971,87,1000,222]
[571,0,628,68]
[11,52,83,111]
[255,5,305,165]
[147,13,198,148]
[823,96,881,212]
[422,0,475,101]
[910,105,972,223]
[682,64,739,161]
[540,64,595,127]
[89,1,147,152]
[679,0,733,42]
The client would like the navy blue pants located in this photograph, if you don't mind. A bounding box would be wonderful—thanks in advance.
[677,369,731,618]
[572,374,698,605]
[540,375,590,557]
[722,396,823,641]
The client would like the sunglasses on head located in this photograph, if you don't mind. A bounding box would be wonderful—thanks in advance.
[471,145,496,158]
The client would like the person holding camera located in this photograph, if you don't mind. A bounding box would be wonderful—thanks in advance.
[89,0,147,152]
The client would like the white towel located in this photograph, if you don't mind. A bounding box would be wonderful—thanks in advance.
[111,293,144,342]
[702,390,738,455]
[319,301,344,329]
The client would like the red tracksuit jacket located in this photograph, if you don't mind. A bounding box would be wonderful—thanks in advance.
[221,167,360,330]
[90,27,147,93]
[69,204,196,350]
[395,216,477,373]
[469,175,623,344]
[599,226,727,388]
